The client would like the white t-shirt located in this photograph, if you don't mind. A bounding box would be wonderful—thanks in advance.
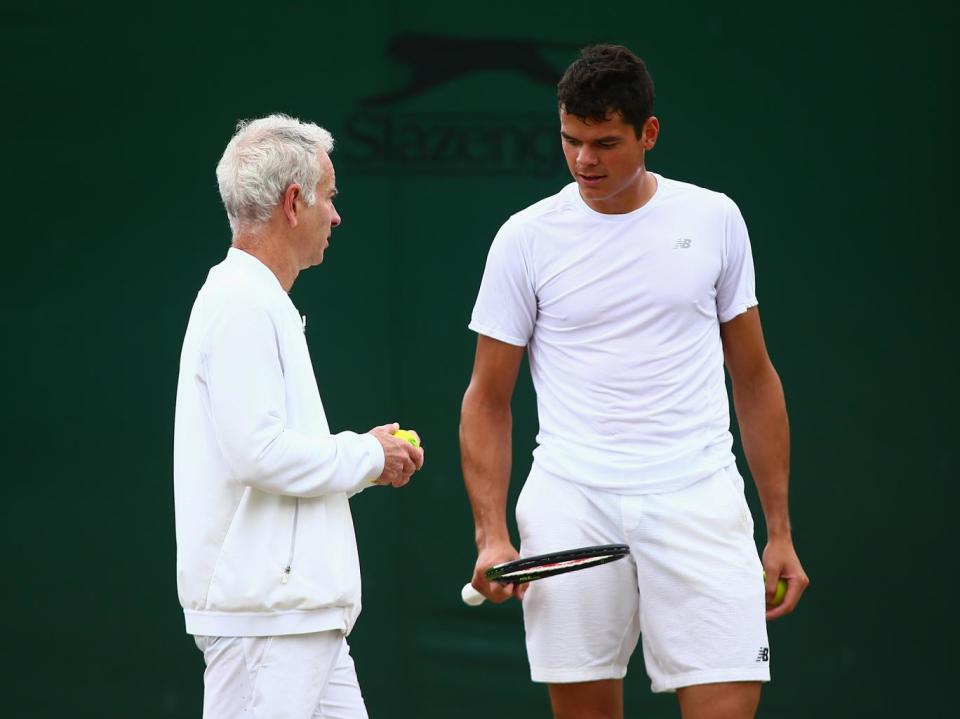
[469,174,758,494]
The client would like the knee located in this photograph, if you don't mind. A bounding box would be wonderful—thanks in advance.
[549,680,623,719]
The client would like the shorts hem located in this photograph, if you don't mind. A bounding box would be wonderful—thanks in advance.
[652,667,771,694]
[530,664,628,684]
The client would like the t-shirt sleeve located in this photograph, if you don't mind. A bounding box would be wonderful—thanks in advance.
[468,219,536,346]
[716,197,759,323]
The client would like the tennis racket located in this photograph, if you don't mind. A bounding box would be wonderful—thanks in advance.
[461,543,630,606]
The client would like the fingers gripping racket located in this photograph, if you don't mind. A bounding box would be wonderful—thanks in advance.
[461,544,630,606]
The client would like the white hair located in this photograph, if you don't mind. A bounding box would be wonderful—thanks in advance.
[215,113,334,235]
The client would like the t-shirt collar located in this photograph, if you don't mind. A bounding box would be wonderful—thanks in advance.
[568,172,663,221]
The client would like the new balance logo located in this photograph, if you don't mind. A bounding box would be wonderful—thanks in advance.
[755,647,769,662]
[674,238,693,249]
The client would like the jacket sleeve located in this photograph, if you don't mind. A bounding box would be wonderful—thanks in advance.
[203,306,384,496]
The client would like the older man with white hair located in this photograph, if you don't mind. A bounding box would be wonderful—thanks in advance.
[174,113,423,718]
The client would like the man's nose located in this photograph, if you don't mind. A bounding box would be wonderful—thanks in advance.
[577,146,598,166]
[331,205,341,228]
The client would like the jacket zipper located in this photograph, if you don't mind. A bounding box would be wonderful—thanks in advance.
[282,498,300,584]
[282,314,306,585]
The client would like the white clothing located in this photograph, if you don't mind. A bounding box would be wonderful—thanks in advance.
[174,248,385,637]
[516,464,769,692]
[195,631,368,718]
[470,175,758,494]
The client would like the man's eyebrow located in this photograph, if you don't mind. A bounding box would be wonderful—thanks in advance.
[560,131,622,143]
[331,186,339,197]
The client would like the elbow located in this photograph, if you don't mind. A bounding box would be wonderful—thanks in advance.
[227,449,270,487]
[732,360,782,395]
[224,429,285,486]
[732,367,786,412]
[461,387,511,423]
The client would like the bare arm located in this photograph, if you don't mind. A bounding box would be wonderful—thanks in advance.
[721,307,809,619]
[460,335,527,603]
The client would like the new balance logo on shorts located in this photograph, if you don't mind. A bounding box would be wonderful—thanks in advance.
[674,238,693,249]
[755,647,770,662]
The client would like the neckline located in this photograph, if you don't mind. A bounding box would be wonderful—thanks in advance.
[226,247,287,293]
[570,172,664,221]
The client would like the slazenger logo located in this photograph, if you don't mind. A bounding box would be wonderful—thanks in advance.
[339,33,579,177]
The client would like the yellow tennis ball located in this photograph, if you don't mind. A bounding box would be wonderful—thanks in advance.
[772,580,787,606]
[393,429,420,448]
[763,571,788,606]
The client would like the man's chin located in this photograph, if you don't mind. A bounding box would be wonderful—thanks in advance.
[577,183,611,201]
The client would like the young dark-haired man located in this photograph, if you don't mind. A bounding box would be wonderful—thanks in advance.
[461,45,808,719]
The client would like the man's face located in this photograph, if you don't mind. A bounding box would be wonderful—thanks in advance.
[560,110,659,214]
[296,152,341,267]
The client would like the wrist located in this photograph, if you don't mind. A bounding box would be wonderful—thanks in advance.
[765,521,793,541]
[475,528,511,551]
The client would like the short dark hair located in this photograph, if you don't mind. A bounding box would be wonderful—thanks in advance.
[557,44,655,137]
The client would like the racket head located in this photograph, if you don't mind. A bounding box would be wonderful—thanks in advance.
[484,543,629,585]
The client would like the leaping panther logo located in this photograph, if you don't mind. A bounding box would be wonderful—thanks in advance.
[360,33,580,107]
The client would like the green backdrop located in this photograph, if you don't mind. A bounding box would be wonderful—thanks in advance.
[3,1,955,716]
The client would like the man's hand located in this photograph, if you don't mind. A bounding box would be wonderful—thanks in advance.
[762,538,809,620]
[470,540,527,604]
[368,423,424,487]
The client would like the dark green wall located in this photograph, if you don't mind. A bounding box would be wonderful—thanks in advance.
[3,1,955,716]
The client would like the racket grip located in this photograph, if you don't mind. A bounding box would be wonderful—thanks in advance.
[461,582,486,606]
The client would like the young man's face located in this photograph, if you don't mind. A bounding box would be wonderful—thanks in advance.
[560,109,659,214]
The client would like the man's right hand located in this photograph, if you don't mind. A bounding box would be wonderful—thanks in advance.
[471,540,527,604]
[368,423,424,487]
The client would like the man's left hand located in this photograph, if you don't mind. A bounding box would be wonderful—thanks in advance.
[761,538,809,620]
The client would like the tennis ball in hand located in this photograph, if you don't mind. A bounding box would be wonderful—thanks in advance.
[772,580,787,606]
[763,571,788,606]
[393,429,420,448]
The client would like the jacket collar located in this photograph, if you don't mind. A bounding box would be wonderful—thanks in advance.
[225,247,286,294]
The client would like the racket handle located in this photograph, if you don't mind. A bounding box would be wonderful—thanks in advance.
[461,582,486,606]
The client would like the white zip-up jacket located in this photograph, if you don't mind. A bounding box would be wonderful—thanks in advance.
[174,248,385,637]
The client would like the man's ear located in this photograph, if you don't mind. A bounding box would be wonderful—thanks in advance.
[281,184,302,227]
[642,116,660,151]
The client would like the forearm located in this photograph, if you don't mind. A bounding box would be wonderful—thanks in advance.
[460,390,513,549]
[732,366,791,539]
[722,310,808,613]
[221,422,383,497]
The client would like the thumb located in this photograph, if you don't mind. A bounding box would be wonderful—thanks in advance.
[763,569,780,601]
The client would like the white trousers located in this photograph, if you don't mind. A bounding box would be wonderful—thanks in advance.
[194,631,368,719]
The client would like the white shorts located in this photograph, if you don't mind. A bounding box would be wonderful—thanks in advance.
[194,630,368,718]
[516,464,770,693]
